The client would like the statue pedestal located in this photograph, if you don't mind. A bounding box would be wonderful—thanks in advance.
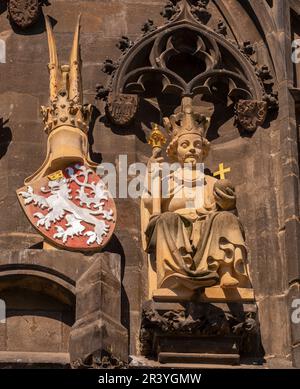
[140,288,261,365]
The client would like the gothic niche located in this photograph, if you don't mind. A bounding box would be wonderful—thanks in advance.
[96,0,269,365]
[98,0,277,135]
[0,274,75,362]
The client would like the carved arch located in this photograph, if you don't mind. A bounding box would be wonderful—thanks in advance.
[0,268,76,306]
[114,21,261,101]
[100,0,278,133]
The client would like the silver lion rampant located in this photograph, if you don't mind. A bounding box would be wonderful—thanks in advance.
[19,165,114,245]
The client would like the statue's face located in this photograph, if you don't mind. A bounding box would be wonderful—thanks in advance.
[176,134,204,166]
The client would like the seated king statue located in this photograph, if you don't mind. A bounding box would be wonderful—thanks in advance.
[141,97,252,295]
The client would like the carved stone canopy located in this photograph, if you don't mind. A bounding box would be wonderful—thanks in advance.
[112,8,258,100]
[100,0,276,131]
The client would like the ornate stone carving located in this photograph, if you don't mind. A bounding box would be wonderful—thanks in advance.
[190,0,211,25]
[256,64,274,84]
[116,36,133,53]
[8,0,41,29]
[141,19,156,35]
[215,20,227,36]
[106,93,139,127]
[102,1,263,104]
[71,351,127,369]
[99,0,276,130]
[101,59,117,75]
[255,65,279,110]
[96,84,110,101]
[40,16,92,136]
[140,300,260,359]
[235,99,268,132]
[241,41,255,56]
[263,91,279,110]
[161,0,180,21]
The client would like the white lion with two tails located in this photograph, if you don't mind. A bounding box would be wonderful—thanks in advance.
[19,165,114,246]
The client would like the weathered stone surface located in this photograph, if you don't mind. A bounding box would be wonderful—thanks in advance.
[288,283,300,352]
[69,253,128,365]
[140,299,261,365]
[2,287,74,354]
[256,295,291,358]
[292,344,300,369]
[0,0,299,369]
[0,250,128,365]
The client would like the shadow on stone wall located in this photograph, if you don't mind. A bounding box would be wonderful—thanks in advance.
[104,234,130,354]
[0,118,12,159]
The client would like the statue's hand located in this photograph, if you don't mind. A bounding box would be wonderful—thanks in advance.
[213,179,236,210]
[147,148,164,171]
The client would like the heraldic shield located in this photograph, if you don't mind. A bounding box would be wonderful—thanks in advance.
[17,164,116,251]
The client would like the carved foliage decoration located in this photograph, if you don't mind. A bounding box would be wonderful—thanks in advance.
[140,300,259,357]
[100,0,277,131]
[71,350,127,370]
[8,0,41,29]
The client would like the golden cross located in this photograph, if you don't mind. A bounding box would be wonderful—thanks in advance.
[213,163,231,180]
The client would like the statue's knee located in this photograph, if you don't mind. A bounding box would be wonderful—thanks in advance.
[215,211,237,223]
[157,211,181,225]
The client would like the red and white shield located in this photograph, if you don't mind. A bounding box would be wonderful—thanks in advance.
[17,164,116,251]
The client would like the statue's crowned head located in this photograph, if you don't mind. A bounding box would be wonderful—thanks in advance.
[164,97,211,165]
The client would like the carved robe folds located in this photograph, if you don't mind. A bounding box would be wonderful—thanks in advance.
[142,172,251,293]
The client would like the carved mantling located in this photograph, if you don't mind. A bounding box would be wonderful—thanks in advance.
[98,0,277,131]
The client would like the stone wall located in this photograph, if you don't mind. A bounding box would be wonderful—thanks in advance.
[0,0,299,367]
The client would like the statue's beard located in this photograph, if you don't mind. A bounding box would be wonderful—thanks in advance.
[178,154,203,166]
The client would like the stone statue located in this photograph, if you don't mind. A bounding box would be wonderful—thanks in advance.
[141,97,252,295]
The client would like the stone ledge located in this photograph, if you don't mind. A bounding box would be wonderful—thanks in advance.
[152,287,255,303]
[0,351,70,365]
[129,355,267,369]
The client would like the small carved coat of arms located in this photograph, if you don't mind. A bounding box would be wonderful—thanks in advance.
[235,99,268,132]
[106,93,139,126]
